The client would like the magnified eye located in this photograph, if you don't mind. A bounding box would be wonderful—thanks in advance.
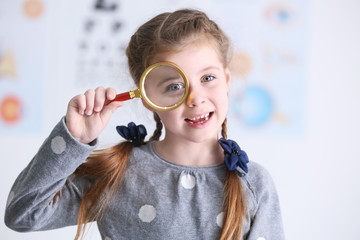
[166,83,185,92]
[202,75,215,82]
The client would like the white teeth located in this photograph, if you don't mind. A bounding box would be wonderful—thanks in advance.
[197,115,209,124]
[188,113,210,122]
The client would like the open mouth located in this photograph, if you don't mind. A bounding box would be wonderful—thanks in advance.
[185,112,213,125]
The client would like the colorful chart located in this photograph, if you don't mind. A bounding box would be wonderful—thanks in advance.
[219,0,306,136]
[0,0,306,137]
[0,0,45,133]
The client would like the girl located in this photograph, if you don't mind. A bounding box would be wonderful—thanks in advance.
[5,9,285,240]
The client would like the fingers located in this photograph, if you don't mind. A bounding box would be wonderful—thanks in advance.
[94,86,106,113]
[81,87,121,116]
[84,89,95,115]
[68,94,86,115]
[106,87,117,101]
[66,87,122,144]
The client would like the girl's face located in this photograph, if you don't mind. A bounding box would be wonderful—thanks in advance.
[150,42,231,144]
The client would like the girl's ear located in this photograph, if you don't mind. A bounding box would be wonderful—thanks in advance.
[224,67,231,91]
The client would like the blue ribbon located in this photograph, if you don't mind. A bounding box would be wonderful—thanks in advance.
[116,122,147,146]
[218,138,249,173]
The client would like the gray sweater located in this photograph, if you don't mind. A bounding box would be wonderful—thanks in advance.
[5,118,285,240]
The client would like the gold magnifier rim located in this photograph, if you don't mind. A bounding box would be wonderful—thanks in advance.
[138,61,189,111]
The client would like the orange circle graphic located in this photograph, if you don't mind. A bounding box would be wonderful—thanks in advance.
[0,96,22,124]
[229,52,252,78]
[23,0,44,19]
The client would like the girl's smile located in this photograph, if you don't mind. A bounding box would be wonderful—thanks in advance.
[184,112,213,127]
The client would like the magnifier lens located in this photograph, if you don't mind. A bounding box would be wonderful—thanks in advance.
[143,65,186,109]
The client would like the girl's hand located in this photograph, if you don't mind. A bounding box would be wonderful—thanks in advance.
[65,87,123,144]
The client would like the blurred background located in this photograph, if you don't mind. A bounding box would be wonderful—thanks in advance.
[1,0,359,239]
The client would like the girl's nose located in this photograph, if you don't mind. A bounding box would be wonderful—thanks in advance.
[186,87,205,107]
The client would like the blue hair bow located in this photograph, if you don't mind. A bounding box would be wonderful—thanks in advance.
[116,122,147,146]
[218,138,249,173]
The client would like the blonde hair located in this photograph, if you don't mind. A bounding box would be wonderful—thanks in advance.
[74,9,246,240]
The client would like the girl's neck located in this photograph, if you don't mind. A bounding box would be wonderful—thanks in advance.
[154,137,224,167]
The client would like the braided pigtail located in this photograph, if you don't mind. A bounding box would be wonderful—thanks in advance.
[74,122,147,239]
[219,118,247,240]
[221,118,228,139]
[149,112,163,142]
[74,115,164,239]
[74,141,133,240]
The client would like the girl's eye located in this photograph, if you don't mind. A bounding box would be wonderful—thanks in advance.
[166,83,184,92]
[202,75,215,82]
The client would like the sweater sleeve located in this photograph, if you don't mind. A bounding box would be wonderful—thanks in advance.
[244,162,286,240]
[4,117,97,232]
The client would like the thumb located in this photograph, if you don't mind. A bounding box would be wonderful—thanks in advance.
[100,101,124,123]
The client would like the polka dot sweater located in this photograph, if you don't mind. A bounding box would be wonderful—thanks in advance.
[5,118,285,240]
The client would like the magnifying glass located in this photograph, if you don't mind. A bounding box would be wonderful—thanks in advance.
[107,62,189,111]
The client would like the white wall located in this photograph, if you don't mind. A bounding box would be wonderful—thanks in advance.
[1,0,360,239]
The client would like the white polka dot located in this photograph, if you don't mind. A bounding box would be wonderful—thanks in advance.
[216,212,224,227]
[6,191,15,207]
[51,136,66,154]
[180,174,196,189]
[257,238,266,240]
[139,205,156,223]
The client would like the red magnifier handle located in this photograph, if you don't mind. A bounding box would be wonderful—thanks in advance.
[105,91,132,105]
